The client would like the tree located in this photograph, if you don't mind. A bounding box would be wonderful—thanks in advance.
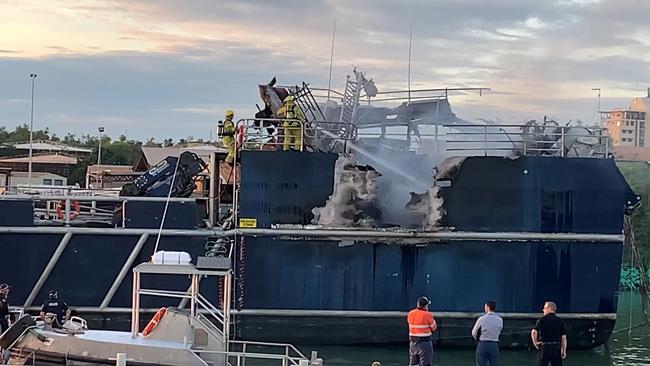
[144,138,161,147]
[618,161,650,266]
[0,125,217,186]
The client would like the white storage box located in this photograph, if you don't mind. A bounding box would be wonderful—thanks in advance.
[152,251,192,265]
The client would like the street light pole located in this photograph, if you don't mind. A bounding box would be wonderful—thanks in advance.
[28,74,37,190]
[97,126,104,166]
[97,126,105,189]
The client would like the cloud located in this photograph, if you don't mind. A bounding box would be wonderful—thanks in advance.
[0,0,649,141]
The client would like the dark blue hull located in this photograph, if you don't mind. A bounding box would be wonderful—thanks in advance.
[0,151,637,348]
[239,239,621,314]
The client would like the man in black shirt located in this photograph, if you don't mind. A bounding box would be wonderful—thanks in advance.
[40,290,71,328]
[531,301,567,366]
[0,284,10,333]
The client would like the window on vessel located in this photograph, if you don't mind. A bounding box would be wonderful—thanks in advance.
[54,179,63,186]
[43,178,52,185]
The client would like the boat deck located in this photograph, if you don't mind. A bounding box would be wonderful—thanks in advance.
[39,329,189,349]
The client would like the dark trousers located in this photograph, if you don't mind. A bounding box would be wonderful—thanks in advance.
[0,318,8,334]
[537,343,562,366]
[409,337,433,366]
[476,341,499,366]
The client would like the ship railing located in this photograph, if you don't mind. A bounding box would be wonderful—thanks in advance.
[443,124,610,157]
[236,118,358,152]
[304,121,358,141]
[193,340,314,366]
[0,193,202,226]
[237,118,305,152]
[1,185,121,196]
[1,186,125,223]
[295,85,489,105]
[355,124,610,158]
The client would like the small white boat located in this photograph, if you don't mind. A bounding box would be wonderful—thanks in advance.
[1,259,319,366]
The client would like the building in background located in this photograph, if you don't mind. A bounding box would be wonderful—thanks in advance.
[85,164,137,190]
[601,108,646,147]
[10,141,92,156]
[601,89,650,161]
[0,153,78,178]
[9,171,67,187]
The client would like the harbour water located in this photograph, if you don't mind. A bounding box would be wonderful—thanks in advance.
[311,292,650,365]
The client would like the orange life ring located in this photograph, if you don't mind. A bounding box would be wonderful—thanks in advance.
[56,200,80,220]
[142,307,166,337]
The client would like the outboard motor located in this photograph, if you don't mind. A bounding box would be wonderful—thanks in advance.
[119,152,207,198]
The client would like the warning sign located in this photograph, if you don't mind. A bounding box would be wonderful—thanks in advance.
[239,218,257,228]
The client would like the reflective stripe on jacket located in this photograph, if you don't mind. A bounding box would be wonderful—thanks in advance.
[407,308,436,337]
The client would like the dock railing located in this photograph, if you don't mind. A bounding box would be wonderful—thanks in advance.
[193,340,314,366]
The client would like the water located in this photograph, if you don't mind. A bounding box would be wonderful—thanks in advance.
[319,129,429,191]
[310,292,650,365]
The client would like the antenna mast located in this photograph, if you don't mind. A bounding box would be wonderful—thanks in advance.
[408,25,413,102]
[325,21,337,113]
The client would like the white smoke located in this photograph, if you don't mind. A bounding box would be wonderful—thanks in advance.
[404,187,444,229]
[311,155,381,227]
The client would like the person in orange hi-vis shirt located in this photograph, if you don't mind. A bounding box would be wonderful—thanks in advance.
[407,296,437,366]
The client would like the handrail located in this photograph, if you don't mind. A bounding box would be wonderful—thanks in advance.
[442,124,609,157]
[196,342,310,366]
[304,121,358,141]
[196,313,224,338]
[0,194,204,226]
[195,297,226,329]
[236,118,357,154]
[197,293,226,321]
[229,340,308,360]
[197,350,304,366]
[237,118,305,152]
[0,195,199,202]
[354,123,609,158]
[188,350,210,366]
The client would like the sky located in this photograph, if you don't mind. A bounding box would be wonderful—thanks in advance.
[1,0,650,141]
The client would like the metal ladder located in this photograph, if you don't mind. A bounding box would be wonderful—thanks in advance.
[291,82,325,122]
[338,69,363,124]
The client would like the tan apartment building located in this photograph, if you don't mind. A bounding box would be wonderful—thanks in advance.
[601,109,647,147]
[601,89,650,147]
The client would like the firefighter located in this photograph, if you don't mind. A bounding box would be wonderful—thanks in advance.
[218,110,237,165]
[407,296,437,366]
[277,96,303,151]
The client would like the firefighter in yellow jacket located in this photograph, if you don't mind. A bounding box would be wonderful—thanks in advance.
[218,110,237,165]
[276,96,303,151]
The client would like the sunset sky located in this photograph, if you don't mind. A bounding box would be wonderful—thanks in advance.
[1,0,649,141]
